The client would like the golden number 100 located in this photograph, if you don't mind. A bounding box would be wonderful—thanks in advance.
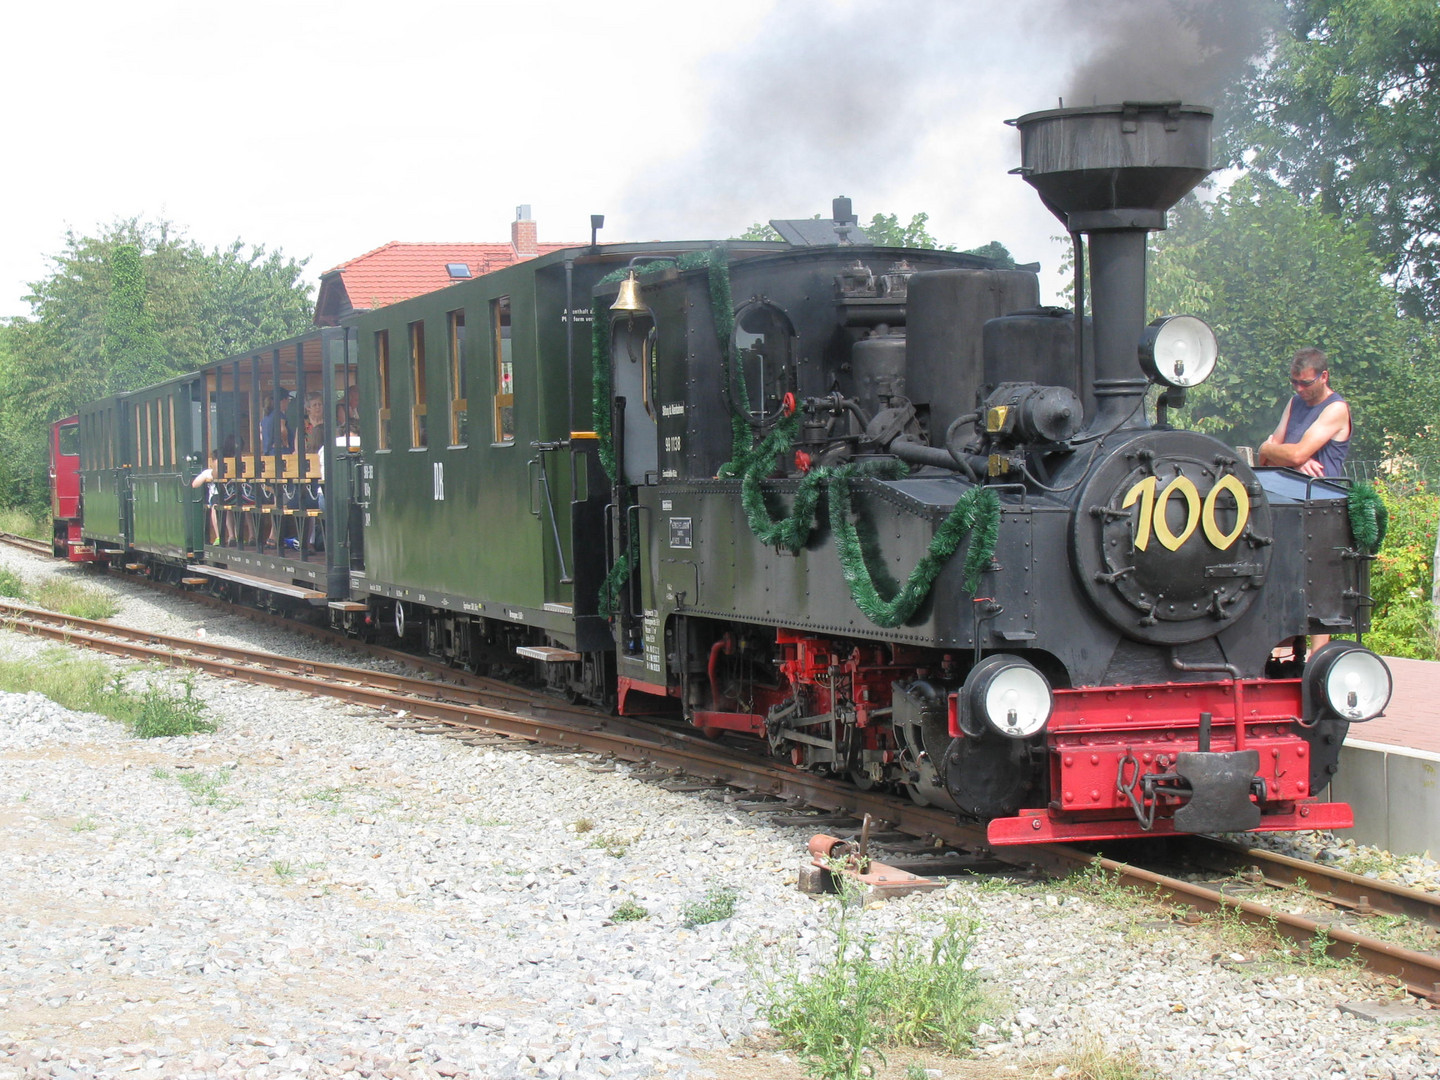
[1122,474,1251,552]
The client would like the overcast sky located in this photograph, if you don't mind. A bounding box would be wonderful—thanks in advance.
[0,0,1266,320]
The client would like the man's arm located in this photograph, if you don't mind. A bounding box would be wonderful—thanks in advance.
[1256,400,1294,466]
[1258,400,1350,469]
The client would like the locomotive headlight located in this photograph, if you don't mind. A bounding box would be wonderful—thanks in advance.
[966,655,1052,739]
[1306,642,1392,722]
[1139,315,1218,388]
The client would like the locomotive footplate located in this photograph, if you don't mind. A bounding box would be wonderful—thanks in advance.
[1170,750,1262,834]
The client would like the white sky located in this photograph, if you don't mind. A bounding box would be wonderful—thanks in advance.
[0,0,1132,320]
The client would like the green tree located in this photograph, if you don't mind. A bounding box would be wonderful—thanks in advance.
[737,211,1013,266]
[736,222,782,241]
[1228,0,1440,319]
[864,211,951,249]
[1146,176,1432,461]
[0,218,313,512]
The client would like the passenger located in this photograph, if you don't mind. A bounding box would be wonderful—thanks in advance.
[303,391,327,453]
[261,389,296,454]
[335,403,360,449]
[1258,347,1352,654]
[1258,348,1351,478]
[190,449,224,545]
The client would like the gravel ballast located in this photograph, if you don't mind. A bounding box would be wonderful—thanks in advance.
[1,553,1438,1079]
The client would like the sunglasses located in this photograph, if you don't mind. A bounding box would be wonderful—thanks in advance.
[1291,374,1321,388]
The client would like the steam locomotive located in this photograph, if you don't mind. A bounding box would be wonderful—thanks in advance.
[59,101,1392,845]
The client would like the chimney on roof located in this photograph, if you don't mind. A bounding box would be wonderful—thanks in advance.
[512,204,538,258]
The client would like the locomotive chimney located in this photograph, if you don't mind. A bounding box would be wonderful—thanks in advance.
[1011,102,1213,432]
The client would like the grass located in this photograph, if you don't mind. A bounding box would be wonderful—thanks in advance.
[174,767,236,808]
[0,563,118,619]
[71,816,98,833]
[1053,1035,1160,1080]
[0,651,216,738]
[759,890,987,1080]
[682,884,740,928]
[31,577,119,620]
[588,830,637,857]
[0,508,47,541]
[611,898,649,923]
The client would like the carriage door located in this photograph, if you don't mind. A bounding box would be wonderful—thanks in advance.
[612,315,658,485]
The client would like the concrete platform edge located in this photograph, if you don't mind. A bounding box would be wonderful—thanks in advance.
[1326,740,1440,857]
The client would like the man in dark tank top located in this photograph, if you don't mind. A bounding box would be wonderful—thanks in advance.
[1258,347,1351,478]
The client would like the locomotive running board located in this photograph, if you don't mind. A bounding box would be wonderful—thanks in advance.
[987,800,1354,845]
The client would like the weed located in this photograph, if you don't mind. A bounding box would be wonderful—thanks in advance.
[0,564,24,599]
[71,816,98,833]
[175,768,236,808]
[588,831,635,857]
[760,887,986,1079]
[463,814,507,827]
[682,884,740,928]
[175,827,196,838]
[271,860,297,880]
[32,577,119,620]
[355,934,386,950]
[19,791,30,802]
[1054,1035,1160,1080]
[1065,858,1147,907]
[904,1065,928,1080]
[572,817,594,834]
[611,898,649,923]
[305,786,344,805]
[123,675,215,738]
[151,767,171,781]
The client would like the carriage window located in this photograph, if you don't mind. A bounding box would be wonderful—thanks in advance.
[375,330,392,451]
[59,423,79,458]
[492,296,514,444]
[732,301,796,420]
[168,397,177,467]
[448,310,467,446]
[409,320,428,449]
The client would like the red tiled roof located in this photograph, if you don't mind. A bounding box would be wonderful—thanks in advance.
[314,240,578,326]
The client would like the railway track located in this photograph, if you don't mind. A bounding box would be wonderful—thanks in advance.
[0,531,51,558]
[3,583,1440,1001]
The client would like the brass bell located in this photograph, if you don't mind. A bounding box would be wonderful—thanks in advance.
[610,270,646,314]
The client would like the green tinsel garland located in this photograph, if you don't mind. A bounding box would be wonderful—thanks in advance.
[1347,479,1388,554]
[828,473,1000,628]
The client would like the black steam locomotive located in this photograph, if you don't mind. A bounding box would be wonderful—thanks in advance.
[67,101,1392,845]
[596,101,1390,843]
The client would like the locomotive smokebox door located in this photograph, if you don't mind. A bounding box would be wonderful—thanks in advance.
[1071,430,1272,644]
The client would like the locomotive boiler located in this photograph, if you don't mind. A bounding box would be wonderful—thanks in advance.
[601,101,1391,843]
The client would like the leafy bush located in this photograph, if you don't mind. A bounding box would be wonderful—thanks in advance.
[761,894,986,1079]
[1366,469,1438,659]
